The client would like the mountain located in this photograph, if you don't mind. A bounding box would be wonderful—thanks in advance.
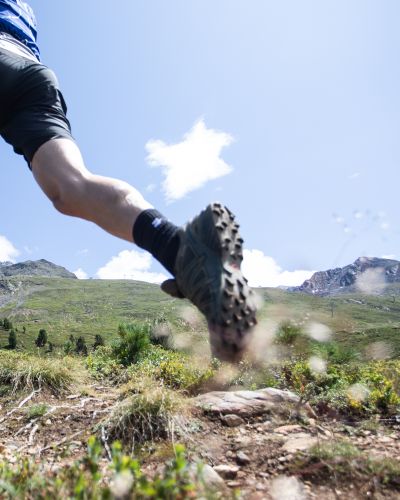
[0,259,77,279]
[290,257,400,296]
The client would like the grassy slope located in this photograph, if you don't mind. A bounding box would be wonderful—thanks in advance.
[0,277,399,354]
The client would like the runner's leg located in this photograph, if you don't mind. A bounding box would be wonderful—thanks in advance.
[31,138,153,242]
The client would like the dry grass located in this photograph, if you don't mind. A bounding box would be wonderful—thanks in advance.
[0,352,84,393]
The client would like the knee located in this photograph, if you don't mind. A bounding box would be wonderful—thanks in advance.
[51,173,89,217]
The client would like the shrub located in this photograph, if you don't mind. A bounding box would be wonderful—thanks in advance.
[0,438,201,499]
[2,318,12,331]
[280,359,400,415]
[63,339,74,355]
[35,329,47,348]
[312,341,358,364]
[86,345,124,380]
[275,320,302,345]
[128,346,215,393]
[8,330,17,349]
[75,336,88,356]
[111,322,151,366]
[93,334,105,350]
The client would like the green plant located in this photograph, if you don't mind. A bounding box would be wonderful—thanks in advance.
[86,345,124,380]
[291,439,400,491]
[103,387,180,450]
[275,320,302,345]
[111,322,151,366]
[35,329,47,348]
[128,346,215,393]
[75,336,88,356]
[0,437,203,499]
[27,403,49,420]
[0,351,83,393]
[92,334,105,351]
[8,329,17,350]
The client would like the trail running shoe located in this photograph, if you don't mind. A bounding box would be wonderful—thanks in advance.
[161,202,258,362]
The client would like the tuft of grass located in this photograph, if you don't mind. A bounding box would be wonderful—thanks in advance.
[0,351,83,393]
[103,386,181,451]
[26,403,49,420]
[292,439,400,491]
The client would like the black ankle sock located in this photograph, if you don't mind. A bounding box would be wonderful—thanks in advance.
[133,209,180,275]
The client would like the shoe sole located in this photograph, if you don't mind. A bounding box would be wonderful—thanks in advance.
[207,203,258,361]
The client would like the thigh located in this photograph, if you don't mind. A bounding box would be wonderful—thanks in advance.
[0,49,74,167]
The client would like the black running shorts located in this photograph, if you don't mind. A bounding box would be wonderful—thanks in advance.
[0,48,74,167]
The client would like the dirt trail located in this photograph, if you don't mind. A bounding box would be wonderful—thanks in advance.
[1,387,399,499]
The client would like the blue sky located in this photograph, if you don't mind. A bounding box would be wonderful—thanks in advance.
[1,0,399,285]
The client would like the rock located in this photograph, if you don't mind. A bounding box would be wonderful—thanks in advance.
[196,387,314,418]
[45,419,52,426]
[270,475,307,500]
[213,464,239,479]
[274,424,303,434]
[236,451,251,465]
[282,435,318,453]
[227,480,241,488]
[221,414,245,427]
[192,464,225,490]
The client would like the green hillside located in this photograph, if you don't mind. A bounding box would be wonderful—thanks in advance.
[0,276,399,355]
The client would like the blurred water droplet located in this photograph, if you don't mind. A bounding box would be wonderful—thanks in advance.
[356,268,386,295]
[308,356,327,374]
[306,322,332,342]
[347,383,370,402]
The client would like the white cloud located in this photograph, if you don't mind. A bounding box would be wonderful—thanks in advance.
[96,249,168,283]
[348,172,360,180]
[74,268,88,280]
[145,119,234,202]
[0,235,19,262]
[382,254,396,260]
[242,249,314,287]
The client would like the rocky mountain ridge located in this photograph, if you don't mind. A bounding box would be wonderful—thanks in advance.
[291,256,400,295]
[0,259,77,280]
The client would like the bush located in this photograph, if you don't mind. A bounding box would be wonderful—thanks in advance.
[0,438,202,499]
[312,341,358,364]
[8,330,17,350]
[2,318,12,331]
[128,346,215,393]
[280,359,400,415]
[75,336,88,356]
[86,345,124,380]
[93,334,105,351]
[111,322,151,366]
[35,329,47,348]
[275,321,302,345]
